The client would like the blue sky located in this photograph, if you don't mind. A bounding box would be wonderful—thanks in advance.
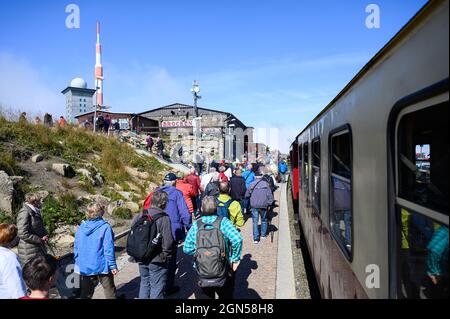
[0,0,428,152]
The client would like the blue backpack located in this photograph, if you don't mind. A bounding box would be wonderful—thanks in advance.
[216,198,233,218]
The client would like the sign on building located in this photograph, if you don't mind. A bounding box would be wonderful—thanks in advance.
[161,120,193,127]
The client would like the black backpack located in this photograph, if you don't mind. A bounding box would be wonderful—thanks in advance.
[126,211,166,263]
[203,181,220,198]
[194,216,228,288]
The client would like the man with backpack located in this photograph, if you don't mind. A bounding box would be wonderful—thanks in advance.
[202,172,220,199]
[245,167,275,244]
[142,173,191,296]
[241,164,255,214]
[129,191,174,299]
[146,134,154,153]
[183,196,243,299]
[278,159,288,183]
[217,182,244,228]
[229,169,247,213]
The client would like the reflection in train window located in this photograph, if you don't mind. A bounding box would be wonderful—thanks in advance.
[303,143,309,199]
[330,129,352,257]
[398,102,449,214]
[396,101,448,299]
[398,209,448,299]
[312,138,321,214]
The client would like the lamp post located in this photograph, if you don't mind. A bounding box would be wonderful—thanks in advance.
[191,80,202,167]
[190,80,201,118]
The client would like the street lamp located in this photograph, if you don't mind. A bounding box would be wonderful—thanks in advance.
[190,80,201,118]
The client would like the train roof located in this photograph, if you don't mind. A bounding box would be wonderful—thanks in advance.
[290,0,440,148]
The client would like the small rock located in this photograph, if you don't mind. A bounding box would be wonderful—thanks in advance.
[31,154,44,163]
[126,181,141,193]
[52,163,75,178]
[114,184,123,192]
[125,201,140,213]
[118,191,132,201]
[125,166,149,180]
[10,176,24,185]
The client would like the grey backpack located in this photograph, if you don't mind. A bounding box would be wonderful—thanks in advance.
[194,216,228,287]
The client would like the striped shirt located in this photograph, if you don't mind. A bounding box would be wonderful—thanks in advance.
[183,215,243,263]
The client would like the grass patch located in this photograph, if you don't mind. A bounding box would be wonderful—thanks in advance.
[0,147,21,176]
[112,207,132,220]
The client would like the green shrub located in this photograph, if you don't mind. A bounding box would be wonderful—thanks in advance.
[112,207,132,220]
[0,211,15,224]
[0,149,20,176]
[41,193,84,234]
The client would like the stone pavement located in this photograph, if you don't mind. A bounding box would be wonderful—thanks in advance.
[93,183,296,299]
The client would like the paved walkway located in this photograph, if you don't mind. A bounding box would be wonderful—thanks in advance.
[93,183,296,299]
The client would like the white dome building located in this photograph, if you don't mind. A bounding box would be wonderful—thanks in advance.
[61,77,96,124]
[70,77,88,89]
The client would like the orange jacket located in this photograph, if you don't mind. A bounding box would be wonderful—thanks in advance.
[176,180,195,213]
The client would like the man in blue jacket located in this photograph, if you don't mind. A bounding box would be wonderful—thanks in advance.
[74,203,118,299]
[241,164,255,214]
[278,159,288,183]
[154,173,191,296]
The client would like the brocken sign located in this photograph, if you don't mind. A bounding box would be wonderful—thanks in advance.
[161,120,193,127]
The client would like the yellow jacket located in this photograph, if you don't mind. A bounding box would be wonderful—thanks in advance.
[217,194,244,228]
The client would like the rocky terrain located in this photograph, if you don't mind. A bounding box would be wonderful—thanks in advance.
[0,117,177,256]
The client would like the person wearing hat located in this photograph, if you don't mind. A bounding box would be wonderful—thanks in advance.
[143,172,191,296]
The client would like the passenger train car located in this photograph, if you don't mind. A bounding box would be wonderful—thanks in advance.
[289,0,448,298]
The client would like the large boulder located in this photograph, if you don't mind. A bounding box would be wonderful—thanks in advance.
[124,201,140,213]
[52,163,75,178]
[0,171,14,214]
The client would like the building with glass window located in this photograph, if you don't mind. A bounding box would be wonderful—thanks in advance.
[61,77,96,123]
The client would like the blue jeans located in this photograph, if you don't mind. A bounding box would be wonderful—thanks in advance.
[166,246,178,290]
[138,262,168,299]
[241,198,249,214]
[280,172,286,183]
[251,208,268,241]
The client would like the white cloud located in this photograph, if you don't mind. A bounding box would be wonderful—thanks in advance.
[0,51,63,118]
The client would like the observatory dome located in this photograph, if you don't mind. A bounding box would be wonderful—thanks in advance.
[70,77,88,89]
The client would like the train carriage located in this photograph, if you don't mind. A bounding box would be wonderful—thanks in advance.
[289,0,448,299]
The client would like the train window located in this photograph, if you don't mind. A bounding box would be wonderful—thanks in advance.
[303,143,309,198]
[330,129,352,258]
[395,100,448,299]
[312,138,321,214]
[298,144,303,189]
[398,102,449,214]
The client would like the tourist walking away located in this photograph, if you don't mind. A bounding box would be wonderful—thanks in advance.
[74,203,118,299]
[146,134,154,152]
[20,254,58,299]
[262,167,278,193]
[0,224,27,299]
[185,168,201,216]
[218,166,229,182]
[143,173,191,295]
[104,114,111,133]
[230,169,247,214]
[241,164,255,214]
[16,193,48,266]
[96,114,104,132]
[43,113,53,127]
[194,151,205,175]
[156,137,165,158]
[200,167,217,192]
[130,191,175,299]
[217,182,244,228]
[176,174,195,214]
[245,167,275,243]
[278,159,288,183]
[203,172,221,199]
[58,116,67,127]
[183,196,243,299]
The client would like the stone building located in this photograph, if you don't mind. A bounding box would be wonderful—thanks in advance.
[61,78,96,123]
[138,103,254,162]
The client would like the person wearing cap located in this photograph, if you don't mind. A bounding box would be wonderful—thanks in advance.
[143,172,191,296]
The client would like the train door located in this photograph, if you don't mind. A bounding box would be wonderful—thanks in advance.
[390,82,449,299]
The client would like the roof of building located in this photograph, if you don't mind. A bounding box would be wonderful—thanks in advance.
[74,110,139,118]
[139,103,252,130]
[61,86,97,94]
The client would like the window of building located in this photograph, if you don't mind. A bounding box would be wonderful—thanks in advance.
[330,128,352,258]
[312,138,321,214]
[395,100,448,299]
